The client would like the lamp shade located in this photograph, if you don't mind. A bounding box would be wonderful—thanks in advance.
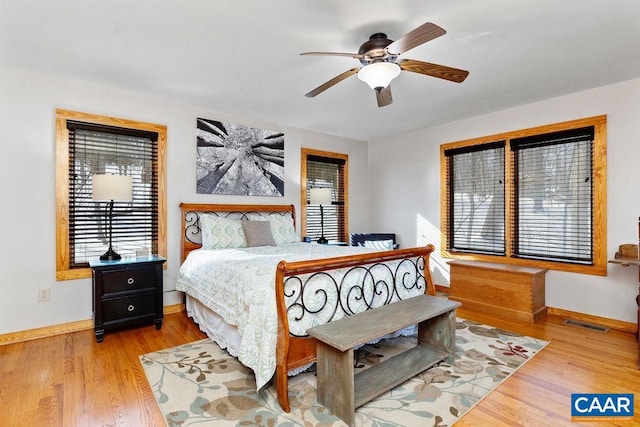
[92,174,133,201]
[357,62,401,90]
[309,187,332,205]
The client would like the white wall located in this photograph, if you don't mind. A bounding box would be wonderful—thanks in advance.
[0,66,369,335]
[368,77,640,324]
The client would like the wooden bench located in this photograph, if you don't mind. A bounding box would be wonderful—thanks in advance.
[307,294,461,426]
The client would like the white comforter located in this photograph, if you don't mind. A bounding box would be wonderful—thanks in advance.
[176,242,379,390]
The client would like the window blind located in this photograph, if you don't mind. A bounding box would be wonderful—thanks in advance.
[445,142,506,254]
[306,155,346,242]
[510,127,594,263]
[67,121,158,267]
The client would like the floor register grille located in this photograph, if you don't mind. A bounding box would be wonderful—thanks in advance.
[563,319,609,333]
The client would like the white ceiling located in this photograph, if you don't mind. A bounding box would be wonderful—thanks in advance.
[2,1,640,141]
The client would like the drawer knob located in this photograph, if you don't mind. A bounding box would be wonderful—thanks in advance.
[128,304,135,312]
[127,278,134,285]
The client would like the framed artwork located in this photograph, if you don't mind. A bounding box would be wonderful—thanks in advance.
[196,118,284,196]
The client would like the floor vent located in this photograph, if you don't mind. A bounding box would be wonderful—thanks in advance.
[564,319,609,333]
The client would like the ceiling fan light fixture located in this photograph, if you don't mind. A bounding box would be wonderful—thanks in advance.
[357,62,401,90]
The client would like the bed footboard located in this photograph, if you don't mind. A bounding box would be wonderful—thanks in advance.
[273,244,436,412]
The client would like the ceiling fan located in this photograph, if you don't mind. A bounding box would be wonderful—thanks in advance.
[301,22,469,107]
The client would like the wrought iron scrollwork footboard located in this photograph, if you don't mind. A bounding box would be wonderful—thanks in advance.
[274,245,435,338]
[283,256,428,337]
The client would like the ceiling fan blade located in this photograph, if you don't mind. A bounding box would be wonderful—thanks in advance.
[304,68,360,97]
[398,58,469,83]
[301,51,364,59]
[375,86,393,107]
[385,22,446,55]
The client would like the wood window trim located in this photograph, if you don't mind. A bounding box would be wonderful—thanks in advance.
[55,109,167,281]
[440,115,607,276]
[300,148,349,242]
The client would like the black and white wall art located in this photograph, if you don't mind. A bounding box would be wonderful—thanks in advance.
[196,118,285,196]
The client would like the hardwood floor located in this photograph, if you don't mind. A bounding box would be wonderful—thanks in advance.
[0,313,206,426]
[0,308,638,426]
[455,307,640,427]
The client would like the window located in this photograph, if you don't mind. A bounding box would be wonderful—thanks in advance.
[301,148,348,243]
[441,116,607,275]
[446,141,506,255]
[56,109,167,280]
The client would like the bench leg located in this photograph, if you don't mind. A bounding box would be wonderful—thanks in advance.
[418,310,457,364]
[316,342,355,426]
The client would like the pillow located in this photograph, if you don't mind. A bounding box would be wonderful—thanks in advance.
[200,214,247,249]
[248,213,299,245]
[361,239,395,251]
[242,220,276,247]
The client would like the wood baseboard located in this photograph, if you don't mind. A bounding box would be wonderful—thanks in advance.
[0,303,186,346]
[435,284,450,294]
[0,319,94,346]
[436,284,635,334]
[546,307,636,334]
[164,303,185,315]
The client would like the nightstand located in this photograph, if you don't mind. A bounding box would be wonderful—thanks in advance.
[90,255,166,342]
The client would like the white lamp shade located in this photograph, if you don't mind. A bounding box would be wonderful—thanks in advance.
[92,174,133,201]
[357,62,401,90]
[309,187,332,205]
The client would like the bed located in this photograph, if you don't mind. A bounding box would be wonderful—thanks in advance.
[176,203,436,412]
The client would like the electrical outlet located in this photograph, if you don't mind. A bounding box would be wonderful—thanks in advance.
[38,288,50,302]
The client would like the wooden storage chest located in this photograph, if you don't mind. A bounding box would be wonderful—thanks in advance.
[448,260,547,322]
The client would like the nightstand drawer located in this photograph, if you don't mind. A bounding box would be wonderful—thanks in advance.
[90,256,166,342]
[102,293,156,323]
[102,266,157,294]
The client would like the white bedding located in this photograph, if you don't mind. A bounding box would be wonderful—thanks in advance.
[176,242,421,390]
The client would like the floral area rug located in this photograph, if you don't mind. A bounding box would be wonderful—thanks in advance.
[140,318,548,426]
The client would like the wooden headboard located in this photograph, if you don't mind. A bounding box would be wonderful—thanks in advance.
[179,203,296,263]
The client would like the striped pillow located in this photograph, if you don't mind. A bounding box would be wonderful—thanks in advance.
[362,239,395,251]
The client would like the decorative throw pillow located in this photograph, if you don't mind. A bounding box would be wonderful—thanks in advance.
[362,239,395,251]
[242,220,276,247]
[248,213,299,245]
[200,214,247,249]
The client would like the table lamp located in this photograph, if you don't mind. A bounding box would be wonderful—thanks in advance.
[92,174,133,260]
[309,187,332,244]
